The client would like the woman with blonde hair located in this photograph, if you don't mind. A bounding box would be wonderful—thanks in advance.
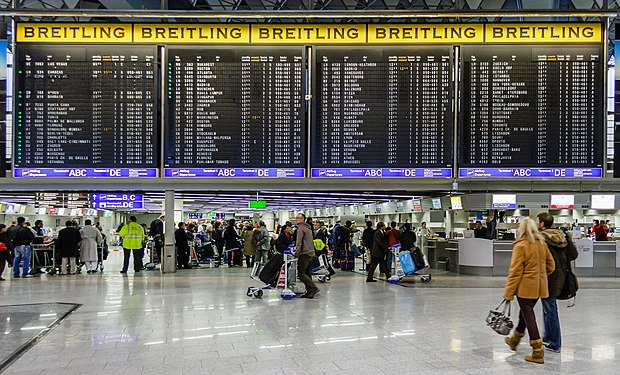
[503,218,555,364]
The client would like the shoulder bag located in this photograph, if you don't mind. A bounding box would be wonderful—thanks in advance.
[486,300,514,335]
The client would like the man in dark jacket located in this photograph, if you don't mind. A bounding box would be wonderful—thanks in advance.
[149,215,165,262]
[474,221,487,239]
[537,213,579,353]
[400,223,417,251]
[486,214,497,240]
[295,213,319,299]
[56,221,82,275]
[366,222,391,282]
[224,219,242,267]
[362,221,374,252]
[10,217,35,278]
[175,222,191,269]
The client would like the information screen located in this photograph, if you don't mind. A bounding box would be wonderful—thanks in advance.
[459,45,603,178]
[14,45,158,178]
[312,47,453,178]
[165,47,305,178]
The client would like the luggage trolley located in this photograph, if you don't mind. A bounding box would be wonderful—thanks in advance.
[247,251,305,299]
[311,253,335,283]
[31,239,56,275]
[388,244,431,284]
[144,239,157,270]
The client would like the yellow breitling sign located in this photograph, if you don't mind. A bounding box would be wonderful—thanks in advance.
[250,24,366,44]
[16,23,602,44]
[16,23,133,43]
[368,24,484,43]
[134,24,250,43]
[485,23,602,43]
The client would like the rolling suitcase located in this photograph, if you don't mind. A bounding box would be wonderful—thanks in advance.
[410,247,426,271]
[259,252,284,287]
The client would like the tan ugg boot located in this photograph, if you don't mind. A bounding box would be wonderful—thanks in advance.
[505,330,525,351]
[525,339,544,364]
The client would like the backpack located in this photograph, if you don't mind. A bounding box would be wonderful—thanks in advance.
[253,228,263,246]
[148,219,158,237]
[557,261,579,300]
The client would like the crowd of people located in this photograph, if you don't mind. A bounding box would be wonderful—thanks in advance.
[165,216,434,274]
[0,210,584,362]
[0,217,109,279]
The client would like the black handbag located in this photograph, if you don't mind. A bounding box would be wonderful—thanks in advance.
[557,261,579,300]
[486,300,514,336]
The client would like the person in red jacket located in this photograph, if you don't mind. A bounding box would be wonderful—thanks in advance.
[385,222,401,270]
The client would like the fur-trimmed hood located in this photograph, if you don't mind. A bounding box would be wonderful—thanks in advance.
[540,229,568,248]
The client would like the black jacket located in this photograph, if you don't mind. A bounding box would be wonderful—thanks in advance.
[149,219,164,237]
[276,232,294,253]
[224,226,241,249]
[401,230,417,251]
[339,226,352,246]
[11,225,35,247]
[362,227,375,250]
[541,229,579,297]
[175,229,190,252]
[486,219,497,240]
[56,227,82,258]
[213,228,224,248]
[371,229,389,258]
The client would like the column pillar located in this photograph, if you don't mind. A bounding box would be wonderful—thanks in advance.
[262,211,275,231]
[162,190,176,273]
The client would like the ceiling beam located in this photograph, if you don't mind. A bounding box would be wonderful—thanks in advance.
[1,178,620,192]
[2,8,617,17]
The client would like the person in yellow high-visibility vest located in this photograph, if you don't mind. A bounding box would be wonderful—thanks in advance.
[119,216,145,274]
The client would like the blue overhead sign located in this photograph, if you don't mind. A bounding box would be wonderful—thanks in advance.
[91,193,144,209]
[459,168,602,178]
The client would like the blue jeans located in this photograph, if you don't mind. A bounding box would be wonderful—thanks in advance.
[13,245,32,277]
[386,250,393,270]
[542,297,561,350]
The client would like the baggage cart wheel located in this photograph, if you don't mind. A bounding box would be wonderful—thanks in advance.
[48,268,56,276]
[326,276,331,281]
[246,287,253,297]
[421,275,431,283]
[318,276,326,283]
[253,290,263,298]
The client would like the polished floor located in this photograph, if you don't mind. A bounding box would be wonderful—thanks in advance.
[0,249,619,375]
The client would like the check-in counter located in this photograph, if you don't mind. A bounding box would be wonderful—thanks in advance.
[493,240,515,276]
[441,238,619,277]
[455,238,494,276]
[427,239,452,269]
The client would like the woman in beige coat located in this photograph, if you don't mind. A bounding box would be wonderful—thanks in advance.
[242,225,257,268]
[503,218,555,364]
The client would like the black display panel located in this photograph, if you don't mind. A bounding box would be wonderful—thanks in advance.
[15,45,158,178]
[311,47,453,178]
[459,45,604,178]
[165,47,305,178]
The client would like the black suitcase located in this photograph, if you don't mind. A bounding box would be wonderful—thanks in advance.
[259,252,284,287]
[410,247,426,271]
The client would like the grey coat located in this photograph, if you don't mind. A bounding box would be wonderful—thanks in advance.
[80,226,103,262]
[256,227,271,251]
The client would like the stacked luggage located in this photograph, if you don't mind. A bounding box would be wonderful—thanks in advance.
[388,245,431,284]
